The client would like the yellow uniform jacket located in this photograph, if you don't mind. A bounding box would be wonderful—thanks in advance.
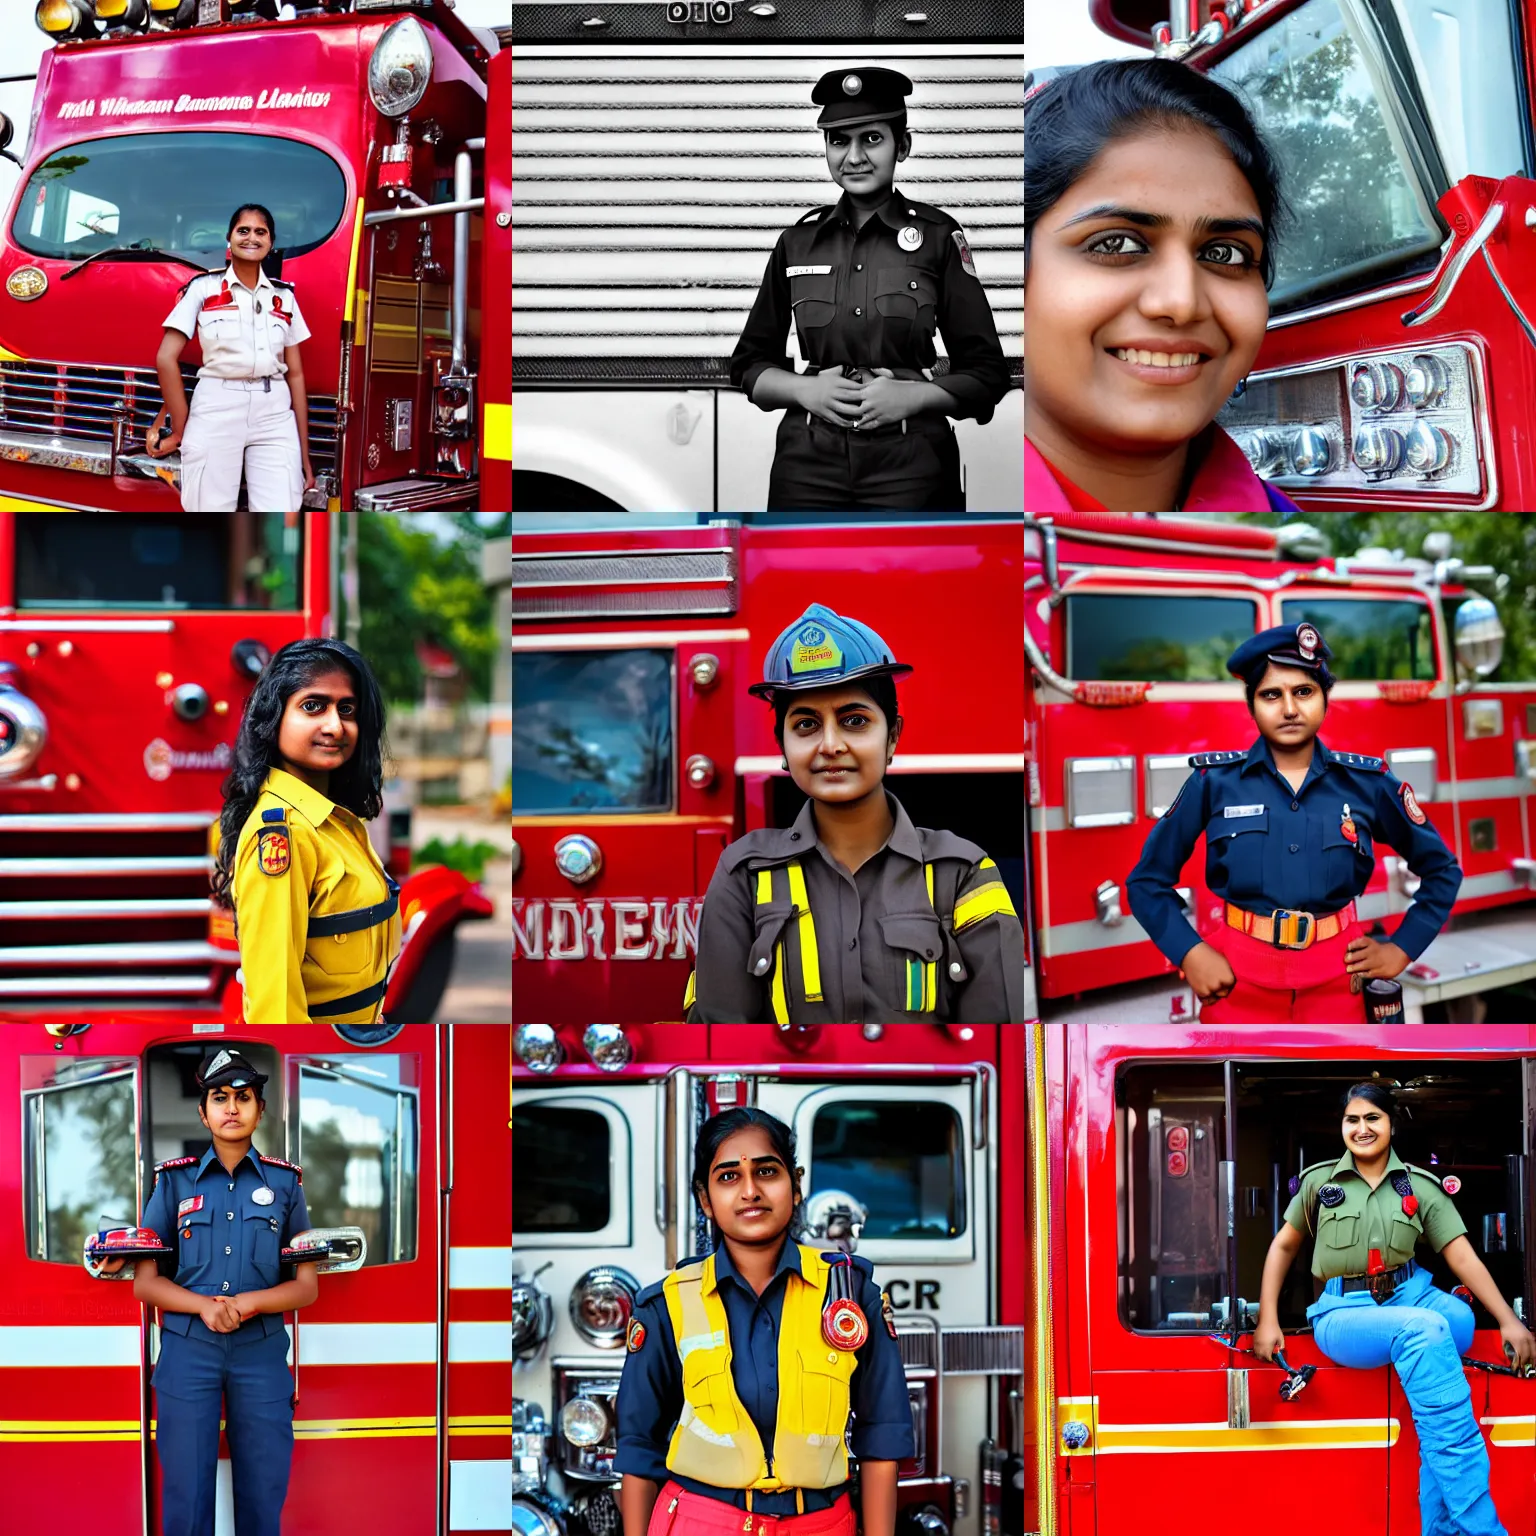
[232,767,402,1023]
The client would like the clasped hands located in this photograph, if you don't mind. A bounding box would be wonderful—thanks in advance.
[198,1294,255,1333]
[802,366,922,431]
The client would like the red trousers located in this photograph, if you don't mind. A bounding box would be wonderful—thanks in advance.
[647,1483,856,1536]
[1198,915,1364,1023]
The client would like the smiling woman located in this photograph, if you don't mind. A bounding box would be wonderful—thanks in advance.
[1023,59,1301,512]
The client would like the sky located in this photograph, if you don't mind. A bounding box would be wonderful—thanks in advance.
[0,1,509,212]
[1024,0,1150,73]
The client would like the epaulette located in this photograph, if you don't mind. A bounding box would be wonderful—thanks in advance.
[634,1276,670,1306]
[258,1153,303,1184]
[671,1253,709,1271]
[269,277,296,291]
[1331,751,1388,772]
[904,200,952,226]
[719,826,804,875]
[1406,1162,1444,1189]
[796,206,833,225]
[155,1154,198,1172]
[1189,751,1245,768]
[261,807,287,823]
[174,267,225,301]
[916,828,989,865]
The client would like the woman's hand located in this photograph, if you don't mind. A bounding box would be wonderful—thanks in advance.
[1252,1319,1285,1364]
[1345,936,1410,982]
[301,457,316,494]
[1502,1318,1536,1372]
[199,1297,242,1333]
[1179,941,1237,1004]
[854,368,921,430]
[800,366,863,428]
[146,408,182,458]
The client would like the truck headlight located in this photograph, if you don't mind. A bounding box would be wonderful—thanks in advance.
[514,1025,564,1075]
[568,1266,639,1347]
[582,1025,633,1072]
[368,14,432,118]
[94,0,148,31]
[559,1395,611,1449]
[36,0,98,38]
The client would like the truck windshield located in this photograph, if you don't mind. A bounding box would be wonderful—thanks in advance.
[12,132,346,265]
[15,513,301,609]
[1279,597,1436,679]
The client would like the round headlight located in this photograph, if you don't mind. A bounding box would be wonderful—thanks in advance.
[368,14,433,118]
[36,0,98,38]
[569,1266,639,1347]
[582,1025,632,1073]
[559,1394,611,1449]
[514,1025,565,1074]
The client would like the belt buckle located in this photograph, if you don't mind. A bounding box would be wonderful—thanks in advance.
[1367,1270,1395,1305]
[1270,908,1314,950]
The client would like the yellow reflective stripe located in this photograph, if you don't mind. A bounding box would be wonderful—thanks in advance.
[979,857,998,872]
[954,881,1016,932]
[683,970,696,1010]
[770,943,788,1023]
[786,860,822,1003]
[756,869,773,905]
[923,862,936,1010]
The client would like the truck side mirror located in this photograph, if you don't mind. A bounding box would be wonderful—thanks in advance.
[283,1226,368,1274]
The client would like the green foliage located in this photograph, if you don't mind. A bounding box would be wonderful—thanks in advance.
[415,835,502,882]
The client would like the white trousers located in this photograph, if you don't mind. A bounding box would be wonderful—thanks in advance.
[179,375,303,513]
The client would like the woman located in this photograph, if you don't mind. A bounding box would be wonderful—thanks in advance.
[616,1107,913,1536]
[1126,623,1462,1021]
[148,202,315,512]
[1255,1082,1534,1536]
[1024,58,1303,511]
[729,68,1010,510]
[685,603,1024,1023]
[213,637,401,1024]
[134,1049,319,1536]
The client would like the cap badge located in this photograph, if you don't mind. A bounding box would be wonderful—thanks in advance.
[1296,623,1320,661]
[1340,803,1358,844]
[898,225,923,251]
[206,1049,234,1078]
[788,622,844,676]
[252,1186,275,1206]
[842,73,862,96]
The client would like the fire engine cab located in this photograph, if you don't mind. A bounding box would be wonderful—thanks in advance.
[513,1021,1029,1536]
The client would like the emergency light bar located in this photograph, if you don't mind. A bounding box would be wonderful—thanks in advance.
[35,0,98,39]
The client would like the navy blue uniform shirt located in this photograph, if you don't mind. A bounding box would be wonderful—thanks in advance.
[1126,736,1462,969]
[614,1239,914,1514]
[141,1144,309,1342]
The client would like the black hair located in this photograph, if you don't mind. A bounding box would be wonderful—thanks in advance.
[771,673,902,750]
[1243,660,1337,714]
[1023,58,1288,290]
[199,1083,266,1117]
[227,203,277,246]
[1340,1081,1399,1132]
[691,1107,803,1240]
[211,638,387,909]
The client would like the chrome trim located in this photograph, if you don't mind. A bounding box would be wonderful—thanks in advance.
[0,429,112,475]
[363,196,484,227]
[0,974,219,996]
[0,941,224,968]
[0,812,213,830]
[0,857,212,877]
[0,622,177,634]
[0,899,210,920]
[1265,268,1442,331]
[1402,202,1503,329]
[353,478,480,511]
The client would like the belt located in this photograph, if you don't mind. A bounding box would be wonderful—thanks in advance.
[209,375,281,391]
[807,411,909,438]
[1339,1263,1413,1303]
[307,876,400,938]
[1225,900,1355,950]
[310,977,387,1018]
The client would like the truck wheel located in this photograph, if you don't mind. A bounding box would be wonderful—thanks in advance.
[513,471,626,512]
[391,928,459,1023]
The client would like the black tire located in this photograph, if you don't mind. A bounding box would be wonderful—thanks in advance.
[391,928,459,1023]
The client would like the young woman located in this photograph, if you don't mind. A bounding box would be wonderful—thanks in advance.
[148,202,315,512]
[616,1107,913,1536]
[730,67,1010,510]
[213,637,401,1024]
[1255,1082,1535,1536]
[686,603,1024,1023]
[1024,58,1304,512]
[134,1049,318,1536]
[1126,623,1462,1021]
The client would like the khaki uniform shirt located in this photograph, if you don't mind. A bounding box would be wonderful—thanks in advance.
[1282,1146,1467,1279]
[688,791,1024,1024]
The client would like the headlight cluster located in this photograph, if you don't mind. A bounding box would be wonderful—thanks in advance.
[37,0,358,38]
[559,1395,611,1449]
[514,1024,636,1073]
[568,1266,640,1347]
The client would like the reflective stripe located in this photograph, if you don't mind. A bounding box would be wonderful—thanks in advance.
[923,861,936,1010]
[448,1322,513,1364]
[0,1420,139,1442]
[0,1326,140,1367]
[786,860,822,1002]
[449,1247,512,1290]
[770,943,789,1025]
[450,1460,516,1528]
[756,869,773,905]
[955,882,1016,931]
[683,969,697,1010]
[300,1322,437,1365]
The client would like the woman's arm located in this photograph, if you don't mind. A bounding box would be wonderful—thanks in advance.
[1441,1234,1536,1367]
[232,1262,319,1322]
[284,344,314,493]
[618,1474,662,1536]
[148,328,191,456]
[859,1460,899,1536]
[133,1259,241,1332]
[1252,1221,1305,1361]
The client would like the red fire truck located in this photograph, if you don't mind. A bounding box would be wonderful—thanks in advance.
[512,1021,1029,1536]
[0,0,497,514]
[0,509,494,1022]
[1033,1023,1536,1535]
[483,43,511,513]
[512,512,1535,1027]
[5,1021,511,1535]
[1083,0,1536,510]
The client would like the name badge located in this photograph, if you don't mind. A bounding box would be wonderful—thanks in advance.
[252,1186,275,1206]
[178,1196,204,1217]
[786,265,833,277]
[1223,804,1266,818]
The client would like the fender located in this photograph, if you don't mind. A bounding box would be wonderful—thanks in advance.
[384,863,496,1018]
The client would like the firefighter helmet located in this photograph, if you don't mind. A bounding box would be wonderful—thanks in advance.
[746,603,913,700]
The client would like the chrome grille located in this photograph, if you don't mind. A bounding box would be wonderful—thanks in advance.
[512,545,738,620]
[941,1325,1026,1375]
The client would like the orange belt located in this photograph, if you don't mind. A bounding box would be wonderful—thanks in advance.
[1225,900,1356,951]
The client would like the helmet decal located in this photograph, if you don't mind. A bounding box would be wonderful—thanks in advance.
[789,623,844,676]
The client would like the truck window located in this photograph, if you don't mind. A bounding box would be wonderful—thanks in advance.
[810,1101,966,1240]
[296,1059,419,1266]
[1279,598,1435,679]
[22,1059,137,1265]
[1065,595,1256,681]
[512,649,673,814]
[13,132,345,264]
[513,1103,611,1233]
[15,513,301,609]
[1209,0,1445,312]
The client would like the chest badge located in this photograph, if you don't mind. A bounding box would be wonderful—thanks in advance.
[252,1186,275,1206]
[178,1196,205,1217]
[1317,1183,1346,1208]
[1340,803,1358,844]
[898,225,923,252]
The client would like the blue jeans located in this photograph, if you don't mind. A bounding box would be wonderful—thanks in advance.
[1311,1262,1505,1536]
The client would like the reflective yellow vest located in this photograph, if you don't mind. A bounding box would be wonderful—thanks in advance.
[661,1244,857,1491]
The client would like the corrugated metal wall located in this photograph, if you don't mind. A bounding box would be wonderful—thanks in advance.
[512,49,1024,384]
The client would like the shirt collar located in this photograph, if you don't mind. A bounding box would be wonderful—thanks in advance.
[1025,427,1278,512]
[223,261,273,296]
[263,766,337,827]
[1241,736,1332,789]
[195,1143,267,1184]
[823,187,912,233]
[787,790,922,864]
[710,1234,804,1295]
[1331,1144,1407,1180]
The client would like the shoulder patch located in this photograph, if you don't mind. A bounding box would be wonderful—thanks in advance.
[256,825,291,877]
[258,1154,303,1184]
[1399,780,1428,824]
[261,807,287,823]
[1189,751,1245,768]
[796,205,833,225]
[950,227,978,278]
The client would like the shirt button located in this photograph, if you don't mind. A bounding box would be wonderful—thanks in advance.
[1291,802,1300,811]
[909,281,918,289]
[855,263,863,271]
[790,832,800,841]
[854,307,862,316]
[1289,843,1299,853]
[227,1212,233,1220]
[848,938,857,950]
[221,1282,230,1292]
[225,1246,232,1255]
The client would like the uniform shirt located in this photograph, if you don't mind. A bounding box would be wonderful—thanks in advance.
[1125,736,1462,969]
[1024,430,1304,513]
[729,188,1011,424]
[1282,1147,1466,1279]
[163,263,312,381]
[614,1239,914,1515]
[689,791,1025,1024]
[140,1143,309,1342]
[232,767,402,1024]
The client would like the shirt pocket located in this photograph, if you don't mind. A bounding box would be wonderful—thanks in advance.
[178,1202,213,1270]
[796,1343,854,1437]
[1319,1210,1359,1250]
[1389,1215,1423,1261]
[266,314,291,355]
[681,1343,737,1425]
[1322,819,1374,895]
[1205,809,1268,892]
[790,271,837,345]
[874,267,938,336]
[879,912,943,1014]
[245,1209,282,1286]
[747,902,794,985]
[198,310,241,347]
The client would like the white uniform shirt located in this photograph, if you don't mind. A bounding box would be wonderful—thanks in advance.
[163,263,312,381]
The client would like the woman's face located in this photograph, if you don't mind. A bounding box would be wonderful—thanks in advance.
[1024,126,1270,458]
[1342,1096,1391,1157]
[824,119,907,200]
[200,1084,262,1146]
[277,667,359,780]
[1249,662,1325,752]
[699,1127,799,1244]
[780,685,898,804]
[229,211,273,264]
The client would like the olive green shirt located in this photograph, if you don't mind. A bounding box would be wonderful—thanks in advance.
[1282,1146,1467,1279]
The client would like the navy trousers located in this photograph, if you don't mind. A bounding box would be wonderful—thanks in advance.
[767,410,963,510]
[153,1325,295,1536]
